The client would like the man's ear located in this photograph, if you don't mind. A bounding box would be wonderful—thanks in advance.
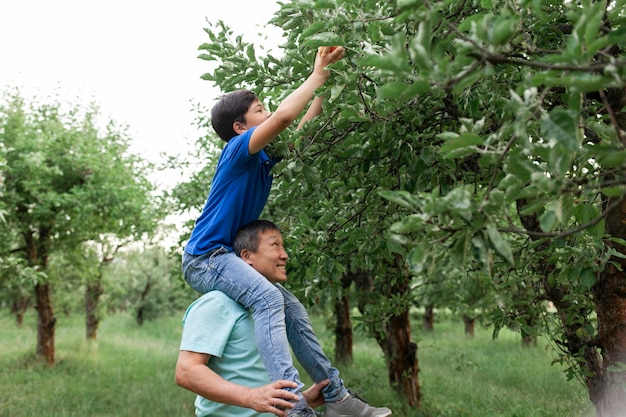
[239,248,253,264]
[233,121,246,134]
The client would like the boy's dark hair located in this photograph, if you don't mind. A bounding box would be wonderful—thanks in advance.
[211,90,258,141]
[233,220,280,256]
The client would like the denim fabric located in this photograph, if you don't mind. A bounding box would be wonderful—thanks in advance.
[182,249,347,402]
[278,285,347,402]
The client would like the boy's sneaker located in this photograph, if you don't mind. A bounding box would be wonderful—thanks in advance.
[325,391,392,417]
[287,398,318,417]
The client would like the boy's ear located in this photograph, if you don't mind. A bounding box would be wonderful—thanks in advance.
[233,121,246,134]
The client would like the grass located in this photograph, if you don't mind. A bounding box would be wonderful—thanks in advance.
[0,309,595,417]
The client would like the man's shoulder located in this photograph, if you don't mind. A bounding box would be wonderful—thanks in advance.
[194,291,246,313]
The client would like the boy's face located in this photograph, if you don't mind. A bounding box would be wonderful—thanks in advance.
[241,229,288,284]
[237,99,271,132]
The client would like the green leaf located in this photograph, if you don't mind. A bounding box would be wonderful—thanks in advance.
[397,0,422,11]
[245,44,256,62]
[439,133,483,158]
[301,32,344,48]
[407,245,427,274]
[490,17,517,46]
[536,73,617,92]
[574,203,599,224]
[358,54,411,72]
[300,21,327,39]
[541,109,578,151]
[519,200,545,216]
[580,268,596,289]
[387,237,405,254]
[311,0,336,9]
[610,237,626,247]
[486,223,514,265]
[597,150,626,168]
[377,80,430,99]
[587,26,626,56]
[379,190,421,209]
[583,3,604,51]
[539,201,562,232]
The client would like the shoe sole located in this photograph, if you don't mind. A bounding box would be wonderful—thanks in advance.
[334,414,392,417]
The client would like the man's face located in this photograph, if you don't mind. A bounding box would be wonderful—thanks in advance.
[242,229,288,284]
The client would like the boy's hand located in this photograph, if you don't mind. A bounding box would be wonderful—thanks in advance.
[313,46,345,79]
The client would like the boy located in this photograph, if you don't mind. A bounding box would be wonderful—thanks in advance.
[183,47,390,416]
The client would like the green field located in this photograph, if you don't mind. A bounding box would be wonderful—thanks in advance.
[0,309,595,417]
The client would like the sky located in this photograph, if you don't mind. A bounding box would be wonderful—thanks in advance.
[0,0,282,189]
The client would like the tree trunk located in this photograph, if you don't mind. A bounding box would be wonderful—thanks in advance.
[591,196,626,417]
[380,309,420,407]
[353,261,420,408]
[518,199,603,397]
[423,305,434,331]
[35,282,56,365]
[25,228,55,365]
[334,273,353,365]
[463,315,475,338]
[11,297,29,326]
[351,258,419,404]
[135,275,152,326]
[85,277,103,340]
[521,333,537,347]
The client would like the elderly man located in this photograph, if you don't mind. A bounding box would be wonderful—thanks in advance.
[175,220,392,417]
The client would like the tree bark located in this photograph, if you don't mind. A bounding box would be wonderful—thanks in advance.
[379,309,420,407]
[463,315,475,338]
[135,274,152,326]
[11,297,29,326]
[35,282,55,365]
[334,273,353,365]
[591,196,626,417]
[357,257,420,408]
[85,278,103,340]
[517,199,603,400]
[423,305,434,331]
[521,333,537,347]
[25,227,55,365]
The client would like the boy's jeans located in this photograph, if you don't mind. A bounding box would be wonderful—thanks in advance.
[182,249,347,402]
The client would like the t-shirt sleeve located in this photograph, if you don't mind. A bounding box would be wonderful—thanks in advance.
[180,294,239,357]
[220,128,259,169]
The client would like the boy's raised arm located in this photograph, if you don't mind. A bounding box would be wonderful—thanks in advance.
[297,96,324,130]
[248,46,344,155]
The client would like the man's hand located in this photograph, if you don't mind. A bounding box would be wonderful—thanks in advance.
[303,379,330,408]
[245,380,300,417]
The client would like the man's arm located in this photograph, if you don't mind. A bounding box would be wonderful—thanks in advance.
[175,350,300,417]
[248,46,344,155]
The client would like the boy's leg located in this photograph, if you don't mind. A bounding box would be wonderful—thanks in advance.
[277,284,347,402]
[184,251,305,395]
[278,285,393,416]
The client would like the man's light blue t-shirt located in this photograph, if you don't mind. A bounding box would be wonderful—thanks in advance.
[180,291,273,417]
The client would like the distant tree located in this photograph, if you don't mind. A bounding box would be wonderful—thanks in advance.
[0,90,160,364]
[104,246,195,324]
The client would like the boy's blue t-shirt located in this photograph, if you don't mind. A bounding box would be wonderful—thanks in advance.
[185,127,276,255]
